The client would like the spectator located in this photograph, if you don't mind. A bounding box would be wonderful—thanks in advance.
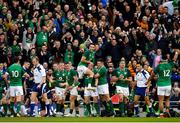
[105,36,122,68]
[51,40,64,63]
[64,43,74,65]
[150,49,162,69]
[22,27,36,52]
[38,45,50,64]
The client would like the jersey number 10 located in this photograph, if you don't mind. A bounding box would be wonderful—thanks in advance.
[12,71,19,77]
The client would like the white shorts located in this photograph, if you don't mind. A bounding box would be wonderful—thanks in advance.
[84,87,98,97]
[97,84,109,95]
[55,87,65,99]
[10,86,23,97]
[116,86,129,97]
[157,85,171,96]
[77,65,88,79]
[70,87,78,96]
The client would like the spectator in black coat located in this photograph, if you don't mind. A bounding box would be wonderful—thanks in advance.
[105,36,122,68]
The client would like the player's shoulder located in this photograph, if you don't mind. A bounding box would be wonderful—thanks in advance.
[125,67,130,71]
[39,64,45,69]
[114,68,119,72]
[143,70,150,76]
[9,63,15,67]
[70,68,77,75]
[35,64,45,71]
[101,66,107,73]
[70,68,76,73]
[9,63,21,69]
[53,70,58,74]
[84,50,89,54]
[102,66,107,70]
[143,69,149,74]
[159,62,172,67]
[63,69,68,74]
[167,61,174,66]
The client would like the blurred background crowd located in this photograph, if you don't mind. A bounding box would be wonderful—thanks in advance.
[0,0,179,110]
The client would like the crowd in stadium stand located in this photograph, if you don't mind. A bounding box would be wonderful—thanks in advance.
[0,0,179,118]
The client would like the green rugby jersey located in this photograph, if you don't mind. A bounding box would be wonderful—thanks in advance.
[7,63,25,86]
[154,62,174,87]
[67,69,77,86]
[53,70,67,88]
[78,50,95,67]
[112,67,131,87]
[97,66,107,85]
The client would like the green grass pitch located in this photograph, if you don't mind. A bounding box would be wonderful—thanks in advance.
[0,117,180,122]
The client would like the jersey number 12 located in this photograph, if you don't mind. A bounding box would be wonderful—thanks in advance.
[163,70,170,77]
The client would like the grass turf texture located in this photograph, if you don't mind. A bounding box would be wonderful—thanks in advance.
[0,117,180,122]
